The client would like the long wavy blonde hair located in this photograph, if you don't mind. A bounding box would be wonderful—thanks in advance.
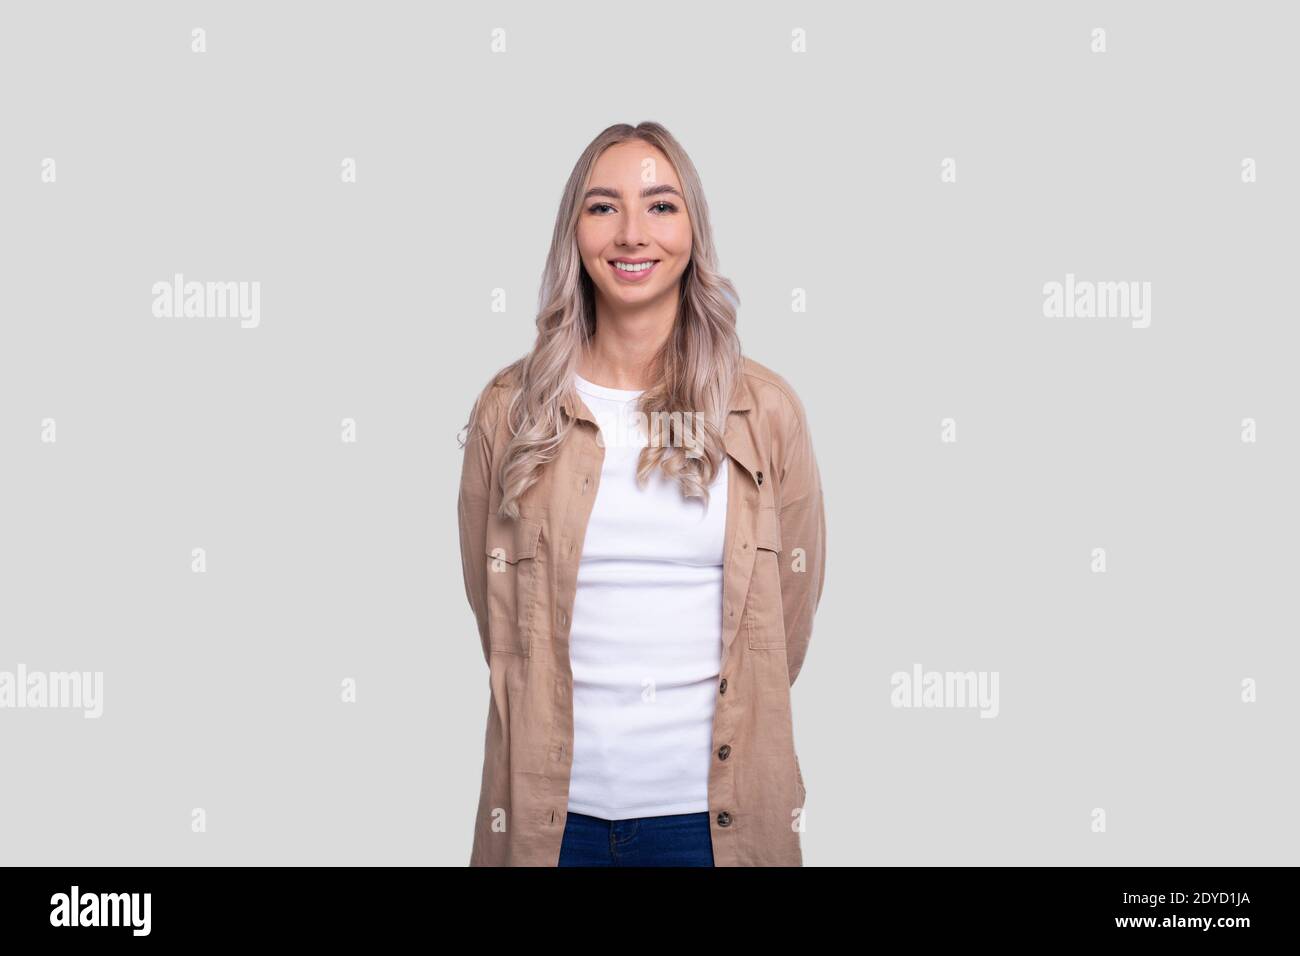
[461,121,743,520]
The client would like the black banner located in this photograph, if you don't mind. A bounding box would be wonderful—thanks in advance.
[0,866,1288,943]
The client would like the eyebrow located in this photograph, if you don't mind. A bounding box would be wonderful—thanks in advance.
[582,184,684,202]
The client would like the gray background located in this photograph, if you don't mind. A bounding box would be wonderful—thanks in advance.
[1,0,1296,865]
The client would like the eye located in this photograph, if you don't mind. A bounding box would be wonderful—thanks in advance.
[651,201,678,214]
[587,202,615,214]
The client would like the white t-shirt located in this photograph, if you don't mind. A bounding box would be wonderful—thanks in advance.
[565,372,729,820]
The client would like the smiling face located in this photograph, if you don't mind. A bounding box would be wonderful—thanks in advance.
[576,140,693,312]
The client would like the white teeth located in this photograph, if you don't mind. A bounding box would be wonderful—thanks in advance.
[613,260,656,272]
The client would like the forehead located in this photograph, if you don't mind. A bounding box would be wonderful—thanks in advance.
[589,141,680,187]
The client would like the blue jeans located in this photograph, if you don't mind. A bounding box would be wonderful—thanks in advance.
[557,810,715,867]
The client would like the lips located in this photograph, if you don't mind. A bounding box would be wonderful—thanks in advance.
[608,258,660,282]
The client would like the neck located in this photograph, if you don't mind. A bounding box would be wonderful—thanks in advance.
[579,294,677,390]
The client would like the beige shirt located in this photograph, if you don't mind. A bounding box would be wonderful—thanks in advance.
[457,355,827,865]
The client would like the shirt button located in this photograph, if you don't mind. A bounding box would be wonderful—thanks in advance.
[717,744,731,760]
[756,471,763,485]
[719,678,727,694]
[716,811,732,827]
[559,609,567,627]
[581,476,590,493]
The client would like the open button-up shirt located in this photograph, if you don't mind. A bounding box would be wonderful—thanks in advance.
[457,356,826,865]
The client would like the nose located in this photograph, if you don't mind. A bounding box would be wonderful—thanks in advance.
[615,208,647,248]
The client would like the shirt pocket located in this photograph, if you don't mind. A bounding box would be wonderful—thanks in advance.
[484,514,543,657]
[745,506,786,649]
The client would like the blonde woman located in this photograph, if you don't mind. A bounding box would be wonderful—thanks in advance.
[457,122,826,867]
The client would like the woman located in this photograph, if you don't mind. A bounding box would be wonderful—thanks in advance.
[457,121,826,866]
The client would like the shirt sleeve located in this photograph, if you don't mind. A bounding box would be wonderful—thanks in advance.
[457,387,500,667]
[777,407,826,687]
